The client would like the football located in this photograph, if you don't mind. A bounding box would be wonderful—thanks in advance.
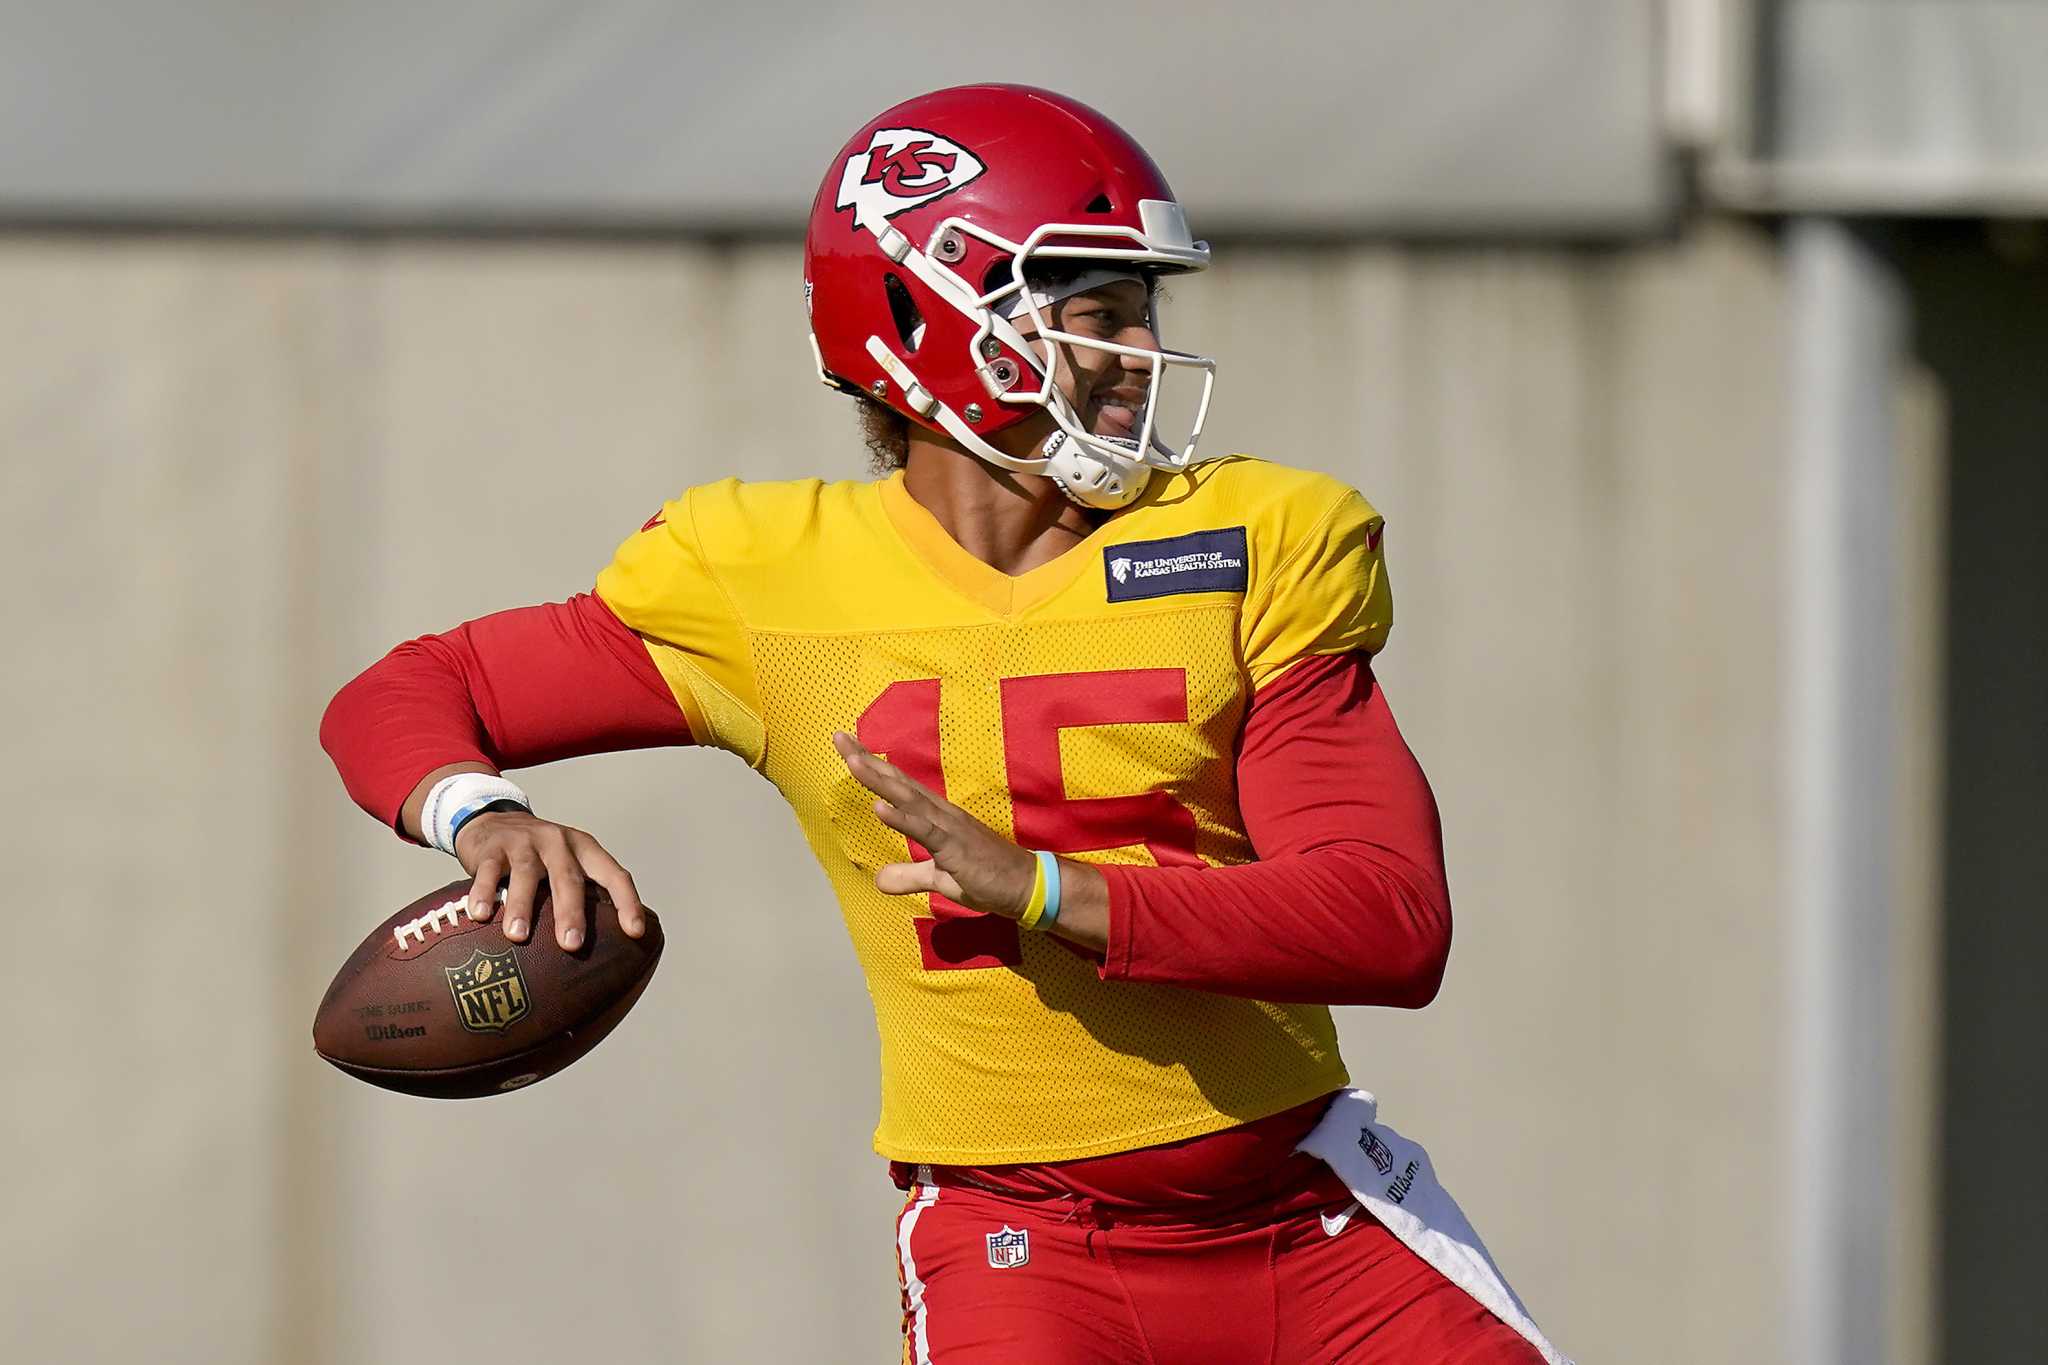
[313,878,663,1098]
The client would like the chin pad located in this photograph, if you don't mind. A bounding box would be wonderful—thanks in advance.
[1044,432,1148,510]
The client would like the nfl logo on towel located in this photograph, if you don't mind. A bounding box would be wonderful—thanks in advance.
[1358,1125,1396,1176]
[985,1226,1030,1269]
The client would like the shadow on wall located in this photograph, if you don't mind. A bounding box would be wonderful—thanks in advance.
[1907,220,2048,1365]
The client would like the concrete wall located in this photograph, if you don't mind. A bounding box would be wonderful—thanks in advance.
[0,225,1940,1364]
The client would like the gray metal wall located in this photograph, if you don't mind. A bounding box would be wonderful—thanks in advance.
[1,225,1940,1364]
[0,0,1669,233]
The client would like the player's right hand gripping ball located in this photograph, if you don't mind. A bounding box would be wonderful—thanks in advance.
[312,879,663,1098]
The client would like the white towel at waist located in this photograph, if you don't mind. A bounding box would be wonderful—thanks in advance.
[1296,1088,1571,1365]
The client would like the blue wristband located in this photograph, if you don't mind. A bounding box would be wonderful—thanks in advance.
[1034,850,1062,929]
[449,796,523,848]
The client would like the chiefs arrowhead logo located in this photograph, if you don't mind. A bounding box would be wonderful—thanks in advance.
[864,141,958,195]
[836,128,985,229]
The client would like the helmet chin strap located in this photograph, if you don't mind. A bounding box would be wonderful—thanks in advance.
[903,365,1150,511]
[1039,429,1149,510]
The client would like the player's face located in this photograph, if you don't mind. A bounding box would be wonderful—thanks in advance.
[982,279,1166,469]
[1046,280,1159,440]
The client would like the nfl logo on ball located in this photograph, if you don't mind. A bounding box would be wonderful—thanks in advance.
[444,947,532,1034]
[985,1226,1030,1270]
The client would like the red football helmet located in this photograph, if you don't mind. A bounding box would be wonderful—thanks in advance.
[803,85,1216,508]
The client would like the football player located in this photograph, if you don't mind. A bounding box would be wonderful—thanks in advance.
[323,85,1567,1364]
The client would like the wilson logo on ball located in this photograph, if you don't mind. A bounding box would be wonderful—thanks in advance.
[444,947,531,1034]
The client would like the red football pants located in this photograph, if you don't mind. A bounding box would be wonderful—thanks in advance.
[892,1162,1544,1364]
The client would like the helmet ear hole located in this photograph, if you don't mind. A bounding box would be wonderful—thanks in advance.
[1084,192,1113,214]
[980,257,1016,303]
[883,273,925,352]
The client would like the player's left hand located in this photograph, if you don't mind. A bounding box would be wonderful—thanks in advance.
[832,730,1037,919]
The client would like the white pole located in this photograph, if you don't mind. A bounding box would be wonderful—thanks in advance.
[1783,217,1903,1365]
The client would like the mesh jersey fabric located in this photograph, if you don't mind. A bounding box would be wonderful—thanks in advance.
[595,455,1393,1164]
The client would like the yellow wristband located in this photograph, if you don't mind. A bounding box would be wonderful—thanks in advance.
[1017,853,1050,930]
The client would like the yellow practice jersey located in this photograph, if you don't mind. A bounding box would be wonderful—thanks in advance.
[596,455,1392,1164]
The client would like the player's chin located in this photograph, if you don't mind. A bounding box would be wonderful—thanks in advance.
[1089,406,1141,441]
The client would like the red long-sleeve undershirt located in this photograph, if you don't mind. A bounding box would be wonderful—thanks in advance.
[320,596,1450,1009]
[320,594,692,837]
[1098,647,1451,1008]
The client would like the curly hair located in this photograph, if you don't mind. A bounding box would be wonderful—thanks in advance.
[856,396,910,473]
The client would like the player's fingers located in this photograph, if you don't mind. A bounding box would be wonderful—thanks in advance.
[877,861,968,904]
[834,731,938,808]
[571,832,646,939]
[870,762,957,831]
[833,734,896,794]
[871,798,943,848]
[876,861,939,896]
[538,830,589,952]
[503,849,544,943]
[468,856,505,921]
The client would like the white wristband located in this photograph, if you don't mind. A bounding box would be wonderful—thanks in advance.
[421,773,531,856]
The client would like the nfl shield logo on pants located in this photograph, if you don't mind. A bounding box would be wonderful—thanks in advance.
[985,1226,1030,1269]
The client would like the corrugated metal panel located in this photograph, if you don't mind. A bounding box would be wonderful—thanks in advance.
[0,0,1671,233]
[1711,0,2048,212]
[1773,1,2048,170]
